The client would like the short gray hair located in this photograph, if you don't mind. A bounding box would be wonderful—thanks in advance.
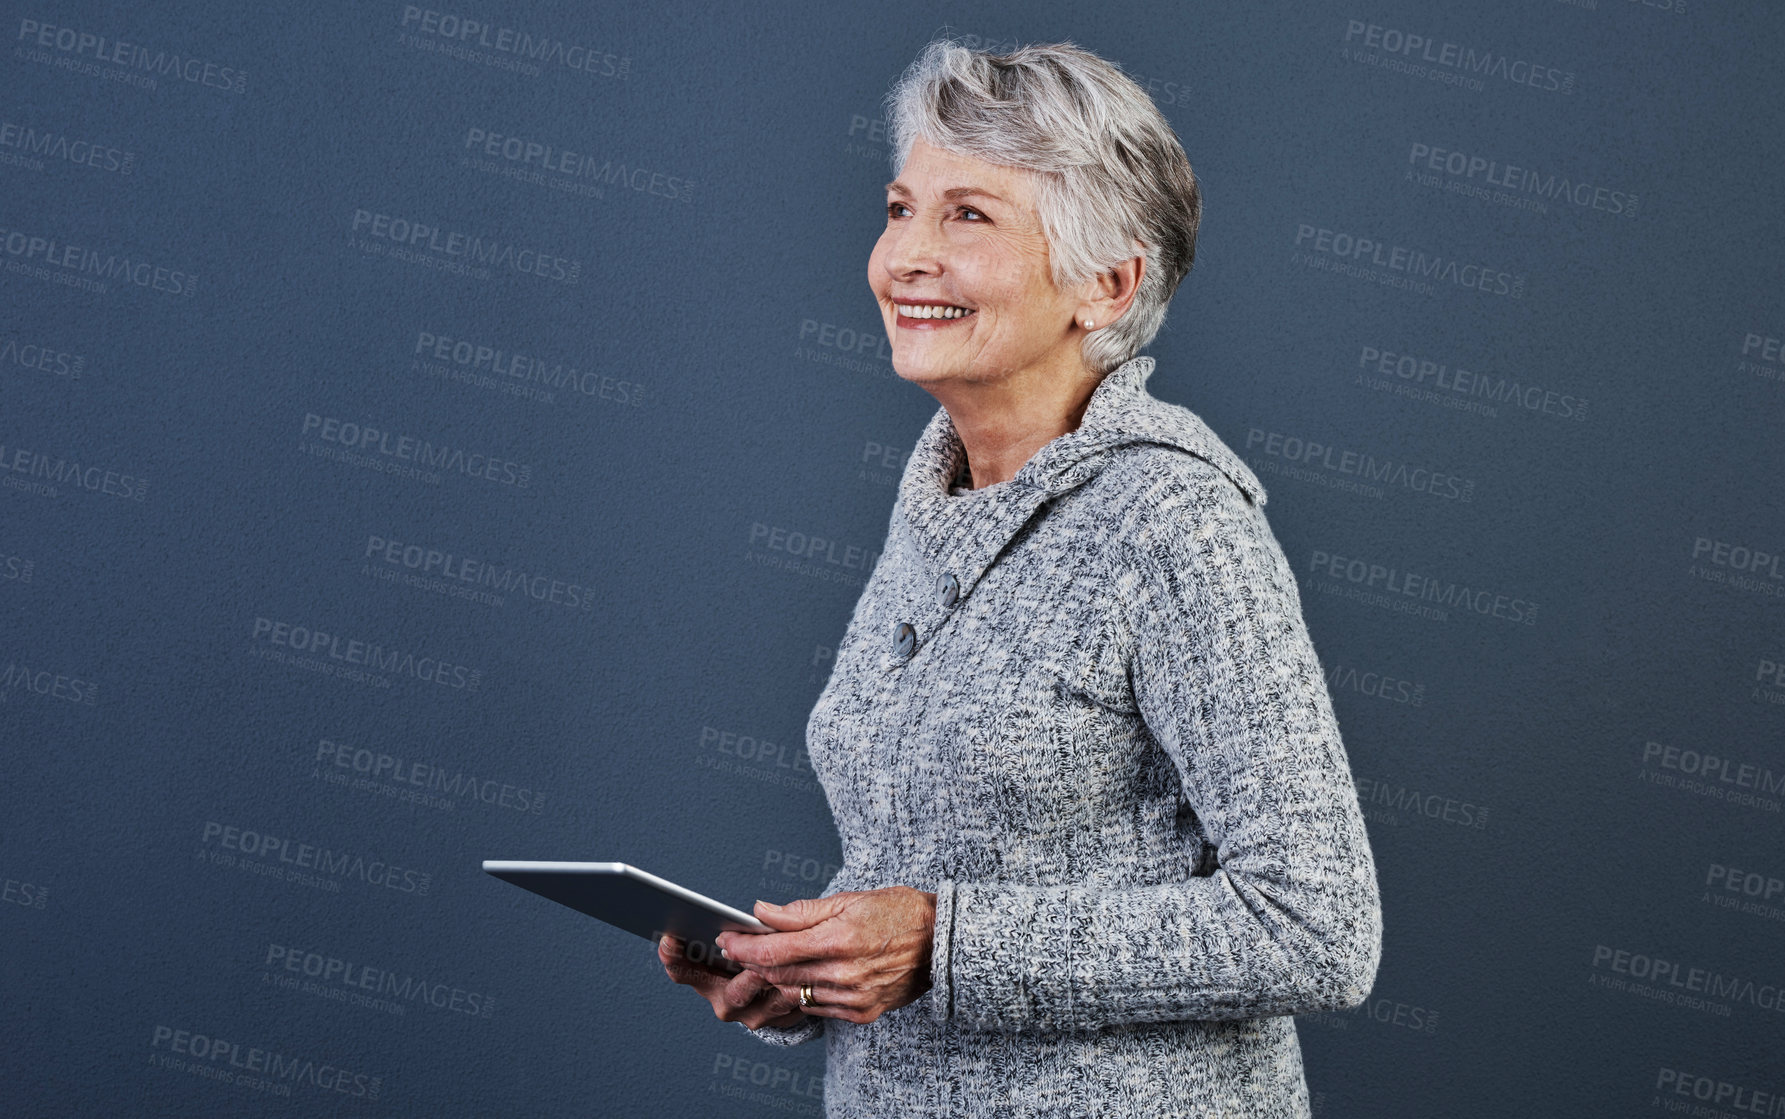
[884,39,1201,375]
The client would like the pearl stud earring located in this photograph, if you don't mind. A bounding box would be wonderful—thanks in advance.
[1084,318,1095,329]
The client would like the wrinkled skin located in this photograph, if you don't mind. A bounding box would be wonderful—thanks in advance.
[660,888,938,1027]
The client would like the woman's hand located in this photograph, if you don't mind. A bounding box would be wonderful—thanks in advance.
[716,886,937,1025]
[657,934,809,1030]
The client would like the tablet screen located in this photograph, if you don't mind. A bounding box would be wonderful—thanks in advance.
[484,861,771,972]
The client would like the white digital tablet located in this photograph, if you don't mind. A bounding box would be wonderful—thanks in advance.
[483,860,771,972]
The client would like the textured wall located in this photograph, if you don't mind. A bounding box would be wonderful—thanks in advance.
[3,2,1781,1115]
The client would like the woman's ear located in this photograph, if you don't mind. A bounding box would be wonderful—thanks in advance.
[1080,247,1146,330]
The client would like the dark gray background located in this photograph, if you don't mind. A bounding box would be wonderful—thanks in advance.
[3,1,1781,1114]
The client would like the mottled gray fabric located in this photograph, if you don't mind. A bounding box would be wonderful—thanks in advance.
[740,355,1382,1117]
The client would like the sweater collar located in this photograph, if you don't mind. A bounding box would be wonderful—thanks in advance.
[894,355,1265,598]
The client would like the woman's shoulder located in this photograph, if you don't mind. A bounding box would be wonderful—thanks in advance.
[1086,446,1303,646]
[1084,438,1269,558]
[1090,380,1267,507]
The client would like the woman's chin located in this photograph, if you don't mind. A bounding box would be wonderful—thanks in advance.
[890,357,954,386]
[890,337,972,378]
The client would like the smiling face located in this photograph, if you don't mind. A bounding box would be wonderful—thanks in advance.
[869,138,1087,390]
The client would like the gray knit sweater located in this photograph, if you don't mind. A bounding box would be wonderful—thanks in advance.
[741,355,1382,1117]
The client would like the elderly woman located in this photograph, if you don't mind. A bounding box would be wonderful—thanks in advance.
[658,38,1381,1116]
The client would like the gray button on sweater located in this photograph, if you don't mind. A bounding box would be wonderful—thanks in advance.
[742,355,1382,1117]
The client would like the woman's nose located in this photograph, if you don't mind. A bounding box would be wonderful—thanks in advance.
[882,217,946,279]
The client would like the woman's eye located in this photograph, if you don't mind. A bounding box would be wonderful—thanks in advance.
[883,202,985,221]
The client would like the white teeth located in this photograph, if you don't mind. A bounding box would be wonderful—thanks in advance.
[900,304,972,319]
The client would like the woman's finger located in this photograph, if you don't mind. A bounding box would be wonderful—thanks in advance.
[719,968,773,1010]
[718,965,805,1025]
[659,935,729,992]
[740,970,810,1016]
[733,955,860,989]
[718,921,839,970]
[774,981,870,1010]
[782,990,873,1023]
[661,935,730,975]
[662,935,812,1027]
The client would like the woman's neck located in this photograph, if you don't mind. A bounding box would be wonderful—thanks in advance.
[928,363,1102,490]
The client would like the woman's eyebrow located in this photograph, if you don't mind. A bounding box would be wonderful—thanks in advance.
[884,182,1008,205]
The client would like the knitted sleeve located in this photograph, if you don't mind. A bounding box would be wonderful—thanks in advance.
[928,464,1382,1033]
[740,1014,826,1047]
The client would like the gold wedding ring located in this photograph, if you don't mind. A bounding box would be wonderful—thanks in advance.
[799,984,816,1008]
